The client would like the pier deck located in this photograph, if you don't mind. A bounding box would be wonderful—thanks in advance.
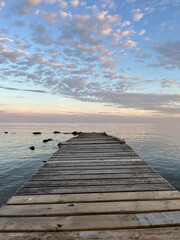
[0,132,180,239]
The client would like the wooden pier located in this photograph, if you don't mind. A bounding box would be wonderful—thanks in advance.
[0,132,180,239]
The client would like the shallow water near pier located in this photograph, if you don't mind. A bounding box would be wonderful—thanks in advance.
[0,122,180,206]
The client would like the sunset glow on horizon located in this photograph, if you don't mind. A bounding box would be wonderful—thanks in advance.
[0,0,179,122]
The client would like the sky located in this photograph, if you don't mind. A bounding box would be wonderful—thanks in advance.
[0,0,179,123]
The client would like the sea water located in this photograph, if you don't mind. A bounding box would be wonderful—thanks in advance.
[0,123,179,206]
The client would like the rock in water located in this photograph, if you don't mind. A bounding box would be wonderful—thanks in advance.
[53,131,61,134]
[32,132,41,135]
[120,138,126,144]
[43,138,53,143]
[29,146,35,150]
[72,131,79,136]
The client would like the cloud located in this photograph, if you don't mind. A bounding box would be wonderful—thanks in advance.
[0,0,5,9]
[31,23,53,45]
[41,11,58,24]
[121,20,131,27]
[161,79,179,88]
[120,39,137,48]
[58,0,68,8]
[13,19,27,27]
[151,41,180,69]
[132,9,144,21]
[10,1,33,15]
[0,85,47,93]
[59,10,72,19]
[45,0,57,4]
[70,0,79,7]
[78,91,180,115]
[1,48,28,61]
[26,0,42,5]
[112,29,134,42]
[139,30,146,35]
[0,37,13,43]
[101,0,115,9]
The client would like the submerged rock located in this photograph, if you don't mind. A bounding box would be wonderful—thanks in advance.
[43,138,53,143]
[53,131,61,134]
[120,138,126,144]
[32,132,41,135]
[71,131,79,136]
[29,146,35,150]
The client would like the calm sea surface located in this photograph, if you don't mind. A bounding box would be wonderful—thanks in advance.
[0,123,179,206]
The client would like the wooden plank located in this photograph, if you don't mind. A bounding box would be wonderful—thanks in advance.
[44,160,146,167]
[17,183,173,195]
[53,153,139,157]
[49,157,142,162]
[0,227,180,240]
[7,191,180,205]
[48,159,143,163]
[31,172,162,181]
[57,149,135,153]
[1,199,180,217]
[24,178,167,188]
[39,165,149,171]
[35,168,155,175]
[0,211,180,231]
[60,145,132,149]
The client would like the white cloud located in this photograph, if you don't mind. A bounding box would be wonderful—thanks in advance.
[139,30,146,35]
[121,20,131,27]
[41,11,57,24]
[59,10,72,18]
[0,37,14,43]
[45,0,57,3]
[0,0,5,9]
[101,0,115,9]
[1,48,28,61]
[99,27,112,36]
[26,0,42,5]
[112,29,134,42]
[121,39,137,48]
[58,0,68,8]
[132,9,144,21]
[70,0,79,7]
[96,10,108,21]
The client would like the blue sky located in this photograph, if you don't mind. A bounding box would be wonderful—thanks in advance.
[0,0,179,122]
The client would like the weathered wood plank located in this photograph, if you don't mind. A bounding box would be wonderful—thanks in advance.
[48,159,143,163]
[0,211,180,231]
[1,199,180,217]
[39,165,150,171]
[36,168,155,175]
[49,157,142,161]
[44,160,146,167]
[7,191,180,205]
[17,183,173,195]
[31,172,163,181]
[24,178,167,188]
[0,227,179,240]
[53,153,139,157]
